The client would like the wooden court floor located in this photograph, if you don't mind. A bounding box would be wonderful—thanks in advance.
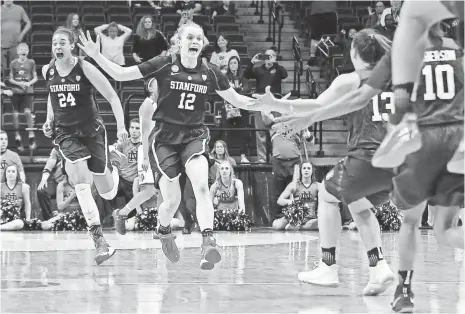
[1,229,464,313]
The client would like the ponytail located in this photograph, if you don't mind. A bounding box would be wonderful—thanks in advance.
[353,29,392,67]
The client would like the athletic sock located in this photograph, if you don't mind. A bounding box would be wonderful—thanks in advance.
[158,224,171,235]
[89,225,107,248]
[321,247,336,266]
[398,270,413,289]
[367,247,384,267]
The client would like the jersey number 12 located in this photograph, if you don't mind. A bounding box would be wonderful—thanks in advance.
[178,92,196,110]
[58,92,76,108]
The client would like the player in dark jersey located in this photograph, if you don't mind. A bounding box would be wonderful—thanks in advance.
[377,0,464,174]
[41,27,128,265]
[78,22,255,270]
[249,29,396,294]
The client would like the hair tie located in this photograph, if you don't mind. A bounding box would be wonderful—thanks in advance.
[370,34,375,40]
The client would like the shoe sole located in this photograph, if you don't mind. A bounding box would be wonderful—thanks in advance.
[363,275,396,296]
[298,274,339,287]
[112,210,126,235]
[204,246,221,264]
[95,247,116,265]
[200,260,215,270]
[392,305,414,313]
[159,235,180,263]
[447,158,464,174]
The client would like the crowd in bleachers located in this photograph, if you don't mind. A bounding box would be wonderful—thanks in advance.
[2,0,431,232]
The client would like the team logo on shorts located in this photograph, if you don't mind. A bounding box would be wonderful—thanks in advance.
[76,76,81,82]
[325,169,334,180]
[202,74,207,81]
[171,65,179,73]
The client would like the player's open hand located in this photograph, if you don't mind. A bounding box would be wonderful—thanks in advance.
[116,125,129,143]
[78,30,100,59]
[249,86,292,113]
[42,120,53,138]
[272,112,313,139]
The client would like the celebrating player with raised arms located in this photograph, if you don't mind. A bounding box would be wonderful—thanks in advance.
[42,27,128,265]
[249,29,397,294]
[78,22,254,270]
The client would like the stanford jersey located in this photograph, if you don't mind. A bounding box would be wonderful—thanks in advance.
[138,55,230,126]
[46,58,100,127]
[412,44,464,125]
[346,66,393,157]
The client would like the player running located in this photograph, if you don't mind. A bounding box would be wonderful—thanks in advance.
[42,27,128,265]
[249,29,396,295]
[78,22,254,269]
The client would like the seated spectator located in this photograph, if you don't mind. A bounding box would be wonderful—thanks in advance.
[0,130,26,182]
[8,42,37,151]
[366,2,385,28]
[210,140,237,167]
[65,13,85,56]
[1,0,31,71]
[158,0,178,14]
[276,162,319,230]
[0,164,31,231]
[40,174,81,230]
[334,28,356,73]
[386,0,402,25]
[375,12,397,40]
[307,1,337,66]
[176,0,195,13]
[94,22,132,66]
[210,34,239,74]
[224,56,250,163]
[132,15,169,63]
[210,161,245,212]
[37,148,66,221]
[212,1,231,19]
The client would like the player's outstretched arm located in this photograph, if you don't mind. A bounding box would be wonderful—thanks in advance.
[139,97,157,158]
[78,30,143,81]
[392,0,455,86]
[81,60,126,134]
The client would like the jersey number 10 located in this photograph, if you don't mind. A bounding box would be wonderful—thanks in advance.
[58,92,77,108]
[412,64,455,101]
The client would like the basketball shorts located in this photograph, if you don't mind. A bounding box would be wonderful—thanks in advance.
[148,122,210,187]
[137,145,154,185]
[53,119,109,175]
[11,94,33,112]
[391,124,464,210]
[325,155,394,207]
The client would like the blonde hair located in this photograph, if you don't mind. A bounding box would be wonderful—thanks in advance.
[136,15,158,40]
[213,160,236,197]
[167,21,204,56]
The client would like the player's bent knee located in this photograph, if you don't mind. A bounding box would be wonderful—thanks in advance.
[318,182,339,204]
[272,217,288,230]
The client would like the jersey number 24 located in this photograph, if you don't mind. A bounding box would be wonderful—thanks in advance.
[58,92,76,108]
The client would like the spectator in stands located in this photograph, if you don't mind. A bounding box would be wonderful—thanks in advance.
[176,1,198,14]
[210,160,245,212]
[8,43,38,152]
[225,56,250,163]
[261,111,301,230]
[37,148,66,221]
[0,164,31,231]
[132,15,169,64]
[0,130,26,182]
[245,48,288,163]
[276,161,319,230]
[386,0,402,24]
[171,10,210,49]
[109,119,142,207]
[40,174,81,231]
[210,34,239,74]
[376,11,397,40]
[94,22,132,66]
[65,13,85,56]
[307,1,337,66]
[1,0,31,71]
[157,0,178,14]
[366,2,386,28]
[212,1,231,19]
[335,28,356,74]
[210,140,237,167]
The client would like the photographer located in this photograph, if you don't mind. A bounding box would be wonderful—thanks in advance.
[244,47,287,163]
